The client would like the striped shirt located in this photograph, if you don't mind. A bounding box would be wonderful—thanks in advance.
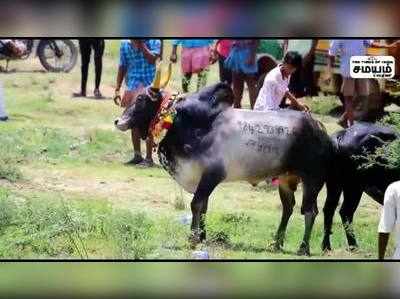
[119,39,161,90]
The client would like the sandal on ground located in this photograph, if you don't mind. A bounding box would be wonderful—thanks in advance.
[94,89,105,99]
[136,158,154,168]
[72,91,86,98]
[124,155,144,165]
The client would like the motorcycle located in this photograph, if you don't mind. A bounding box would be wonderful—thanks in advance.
[0,39,78,73]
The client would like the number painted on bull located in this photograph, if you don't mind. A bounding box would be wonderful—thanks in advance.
[238,120,293,138]
[245,138,280,155]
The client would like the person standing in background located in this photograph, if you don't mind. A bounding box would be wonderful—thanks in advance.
[378,181,400,260]
[115,39,162,167]
[224,39,259,109]
[0,81,8,122]
[211,39,233,85]
[73,39,105,99]
[283,39,318,97]
[327,39,398,128]
[170,39,214,93]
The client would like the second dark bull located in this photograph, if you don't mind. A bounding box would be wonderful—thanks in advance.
[322,122,400,252]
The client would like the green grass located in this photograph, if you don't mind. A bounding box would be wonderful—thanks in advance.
[303,95,341,116]
[356,112,400,170]
[0,40,395,259]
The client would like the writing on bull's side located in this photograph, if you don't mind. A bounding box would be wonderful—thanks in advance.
[237,120,293,138]
[245,139,280,155]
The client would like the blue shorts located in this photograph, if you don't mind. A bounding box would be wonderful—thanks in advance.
[224,47,258,75]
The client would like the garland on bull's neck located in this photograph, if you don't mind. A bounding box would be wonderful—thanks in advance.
[150,90,182,148]
[145,62,182,148]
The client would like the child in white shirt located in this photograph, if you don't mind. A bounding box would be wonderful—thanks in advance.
[254,51,309,112]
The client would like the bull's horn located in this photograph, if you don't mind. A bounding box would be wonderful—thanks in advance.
[160,62,172,89]
[151,66,161,90]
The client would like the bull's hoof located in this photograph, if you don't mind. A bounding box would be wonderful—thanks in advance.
[267,240,284,252]
[188,233,201,249]
[321,238,332,252]
[297,242,311,256]
[348,245,359,252]
[200,231,207,242]
[322,245,332,254]
[347,239,359,251]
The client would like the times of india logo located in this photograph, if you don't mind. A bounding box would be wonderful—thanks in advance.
[350,56,395,79]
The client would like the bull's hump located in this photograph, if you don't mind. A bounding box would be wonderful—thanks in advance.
[229,108,306,119]
[221,109,304,134]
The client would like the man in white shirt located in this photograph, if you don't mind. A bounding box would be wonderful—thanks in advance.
[378,181,400,259]
[254,51,309,112]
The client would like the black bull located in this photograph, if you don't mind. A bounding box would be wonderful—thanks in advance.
[114,83,397,255]
[322,122,400,251]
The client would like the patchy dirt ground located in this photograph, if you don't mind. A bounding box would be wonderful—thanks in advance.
[0,40,396,259]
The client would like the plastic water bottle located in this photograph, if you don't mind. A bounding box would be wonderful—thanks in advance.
[179,214,192,225]
[192,250,209,259]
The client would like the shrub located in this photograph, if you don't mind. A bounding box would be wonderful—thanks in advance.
[380,112,400,132]
[206,212,254,246]
[358,112,400,170]
[0,134,23,182]
[0,161,23,182]
[108,210,156,259]
[0,190,18,231]
[173,193,186,211]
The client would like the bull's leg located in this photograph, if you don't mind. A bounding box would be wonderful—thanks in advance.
[339,185,363,250]
[321,179,342,252]
[297,178,324,256]
[273,175,298,251]
[364,187,384,205]
[189,167,225,247]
